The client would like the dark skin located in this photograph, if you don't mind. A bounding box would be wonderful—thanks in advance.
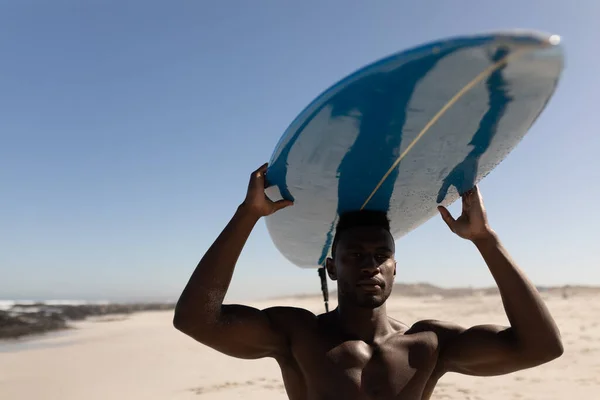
[174,163,563,400]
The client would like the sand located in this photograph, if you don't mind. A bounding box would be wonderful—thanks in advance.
[1,291,598,399]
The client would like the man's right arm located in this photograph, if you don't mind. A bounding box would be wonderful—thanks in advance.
[173,163,293,359]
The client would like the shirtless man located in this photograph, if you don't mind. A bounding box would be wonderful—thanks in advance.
[174,163,563,400]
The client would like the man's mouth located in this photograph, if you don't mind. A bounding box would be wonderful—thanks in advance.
[356,279,384,288]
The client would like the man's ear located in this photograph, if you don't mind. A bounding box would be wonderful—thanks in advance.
[325,257,337,281]
[393,261,397,277]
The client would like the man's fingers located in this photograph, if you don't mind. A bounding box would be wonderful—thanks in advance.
[473,184,484,202]
[252,163,268,178]
[464,185,485,210]
[253,162,268,172]
[258,163,268,173]
[462,186,479,207]
[437,206,456,232]
[273,199,294,211]
[250,163,268,186]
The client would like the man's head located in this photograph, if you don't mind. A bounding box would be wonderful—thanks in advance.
[326,210,396,309]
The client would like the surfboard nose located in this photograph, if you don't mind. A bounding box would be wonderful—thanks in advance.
[477,30,563,57]
[548,35,561,46]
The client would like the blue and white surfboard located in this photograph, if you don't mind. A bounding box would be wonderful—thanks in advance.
[264,31,564,268]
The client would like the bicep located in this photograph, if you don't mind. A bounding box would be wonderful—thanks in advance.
[183,304,290,360]
[438,325,552,376]
[438,323,534,376]
[411,320,529,376]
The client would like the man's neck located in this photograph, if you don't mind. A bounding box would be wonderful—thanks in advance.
[335,302,393,344]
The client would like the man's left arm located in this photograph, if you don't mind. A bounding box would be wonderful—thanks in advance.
[430,187,563,376]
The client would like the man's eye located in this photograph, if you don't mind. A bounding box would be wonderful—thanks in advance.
[376,254,390,261]
[351,252,363,258]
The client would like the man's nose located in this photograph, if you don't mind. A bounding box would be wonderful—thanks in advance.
[360,254,380,273]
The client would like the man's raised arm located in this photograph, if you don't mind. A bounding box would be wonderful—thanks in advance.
[173,163,293,359]
[429,186,563,376]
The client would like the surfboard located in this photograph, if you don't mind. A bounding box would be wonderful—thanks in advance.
[264,31,564,269]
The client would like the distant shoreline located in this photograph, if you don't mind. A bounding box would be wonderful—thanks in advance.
[3,283,597,341]
[0,302,175,340]
[266,283,600,301]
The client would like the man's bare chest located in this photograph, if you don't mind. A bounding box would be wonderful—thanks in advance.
[284,331,440,399]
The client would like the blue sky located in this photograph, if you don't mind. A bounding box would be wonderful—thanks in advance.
[1,1,598,302]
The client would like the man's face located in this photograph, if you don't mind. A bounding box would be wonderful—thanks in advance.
[326,226,396,309]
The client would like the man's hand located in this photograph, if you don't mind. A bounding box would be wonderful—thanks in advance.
[241,163,293,218]
[437,185,493,242]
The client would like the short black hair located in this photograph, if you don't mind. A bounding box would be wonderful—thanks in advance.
[331,209,391,257]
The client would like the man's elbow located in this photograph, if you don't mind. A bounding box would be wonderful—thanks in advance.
[172,306,191,333]
[172,302,199,334]
[544,328,565,360]
[528,337,564,365]
[172,305,219,342]
[546,338,564,360]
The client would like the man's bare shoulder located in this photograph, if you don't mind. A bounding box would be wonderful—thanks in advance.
[407,319,465,341]
[410,319,463,331]
[263,306,319,331]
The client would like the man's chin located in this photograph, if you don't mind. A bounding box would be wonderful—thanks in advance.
[356,295,386,309]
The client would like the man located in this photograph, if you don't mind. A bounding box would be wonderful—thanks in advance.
[174,163,563,400]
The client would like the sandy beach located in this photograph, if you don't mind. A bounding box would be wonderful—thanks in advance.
[1,290,598,399]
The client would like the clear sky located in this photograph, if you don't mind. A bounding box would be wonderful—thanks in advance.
[1,1,598,302]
